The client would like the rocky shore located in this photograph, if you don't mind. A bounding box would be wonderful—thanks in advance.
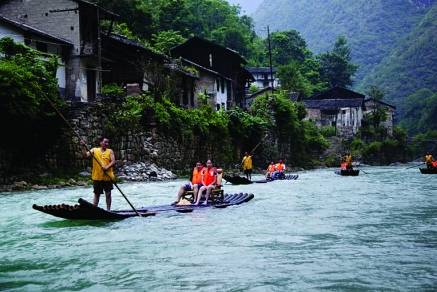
[0,162,178,193]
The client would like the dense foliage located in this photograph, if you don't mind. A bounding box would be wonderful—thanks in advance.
[0,38,65,164]
[253,0,434,85]
[108,91,328,167]
[96,0,263,62]
[359,4,437,106]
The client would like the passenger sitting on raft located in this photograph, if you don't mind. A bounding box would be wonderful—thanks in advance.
[272,160,286,179]
[194,160,217,205]
[266,162,276,179]
[173,162,203,205]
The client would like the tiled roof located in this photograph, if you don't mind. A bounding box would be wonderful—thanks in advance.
[303,98,364,110]
[0,15,73,45]
[246,67,277,74]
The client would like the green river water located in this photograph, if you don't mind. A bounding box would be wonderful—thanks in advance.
[0,167,436,291]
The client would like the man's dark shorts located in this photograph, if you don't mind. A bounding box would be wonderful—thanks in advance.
[184,183,203,191]
[93,180,113,194]
[244,169,252,175]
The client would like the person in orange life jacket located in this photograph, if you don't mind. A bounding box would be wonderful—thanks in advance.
[273,160,286,179]
[173,162,204,205]
[266,161,276,179]
[82,137,115,211]
[194,160,217,205]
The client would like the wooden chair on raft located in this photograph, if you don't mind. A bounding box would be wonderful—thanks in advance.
[182,169,224,204]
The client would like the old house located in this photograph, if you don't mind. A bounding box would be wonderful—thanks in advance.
[364,98,396,135]
[0,15,73,96]
[303,87,365,138]
[246,67,280,90]
[0,0,117,102]
[170,37,253,110]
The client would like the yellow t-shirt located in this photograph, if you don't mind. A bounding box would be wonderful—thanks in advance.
[91,147,114,181]
[242,155,253,170]
[425,155,433,164]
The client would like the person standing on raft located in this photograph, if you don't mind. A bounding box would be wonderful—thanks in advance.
[425,152,436,169]
[241,152,253,181]
[82,137,115,211]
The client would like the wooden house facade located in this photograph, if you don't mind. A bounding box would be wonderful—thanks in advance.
[170,37,253,110]
[303,87,365,138]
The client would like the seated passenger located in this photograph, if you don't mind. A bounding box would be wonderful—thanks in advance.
[266,162,275,179]
[195,160,217,206]
[173,162,203,205]
[274,160,286,179]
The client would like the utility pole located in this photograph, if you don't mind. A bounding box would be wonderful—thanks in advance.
[267,25,274,93]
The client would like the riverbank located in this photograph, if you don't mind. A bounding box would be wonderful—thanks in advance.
[0,162,177,193]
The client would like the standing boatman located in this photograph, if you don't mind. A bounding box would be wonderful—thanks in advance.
[425,152,434,169]
[242,152,253,181]
[82,137,115,210]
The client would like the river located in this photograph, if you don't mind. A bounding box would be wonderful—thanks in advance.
[1,167,436,291]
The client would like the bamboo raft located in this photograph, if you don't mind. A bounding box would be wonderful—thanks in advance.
[335,169,360,176]
[419,168,437,174]
[223,174,299,185]
[33,193,254,220]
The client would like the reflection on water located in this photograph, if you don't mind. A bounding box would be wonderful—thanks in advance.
[0,167,436,290]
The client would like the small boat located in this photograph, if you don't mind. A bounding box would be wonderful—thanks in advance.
[223,174,299,185]
[419,168,437,174]
[33,193,254,220]
[335,169,360,176]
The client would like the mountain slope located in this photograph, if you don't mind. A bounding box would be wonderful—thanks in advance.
[252,0,433,83]
[358,4,437,106]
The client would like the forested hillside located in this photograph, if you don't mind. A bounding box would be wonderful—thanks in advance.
[358,4,437,106]
[252,0,435,85]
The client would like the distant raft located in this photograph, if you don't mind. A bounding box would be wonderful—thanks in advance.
[32,193,254,220]
[335,169,360,176]
[419,168,437,174]
[223,174,299,185]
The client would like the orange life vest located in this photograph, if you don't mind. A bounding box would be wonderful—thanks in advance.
[276,163,285,172]
[433,161,437,168]
[202,167,217,186]
[191,167,203,184]
[267,164,276,173]
[341,162,347,170]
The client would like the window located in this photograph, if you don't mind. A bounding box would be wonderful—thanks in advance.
[221,78,225,93]
[216,79,220,91]
[36,41,47,53]
[216,104,220,111]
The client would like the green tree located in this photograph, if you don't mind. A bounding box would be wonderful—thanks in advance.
[0,37,65,164]
[277,63,313,97]
[318,36,358,88]
[152,30,186,54]
[269,30,307,66]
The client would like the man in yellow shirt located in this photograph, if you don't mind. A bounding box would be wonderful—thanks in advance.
[425,152,434,169]
[82,137,115,210]
[242,152,253,181]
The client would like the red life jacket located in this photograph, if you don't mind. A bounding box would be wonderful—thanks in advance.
[202,167,216,186]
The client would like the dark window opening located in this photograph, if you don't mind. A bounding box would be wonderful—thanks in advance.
[70,26,74,31]
[36,41,47,53]
[221,79,225,93]
[24,14,28,18]
[216,79,219,91]
[45,12,49,16]
[216,104,220,111]
[87,70,96,101]
[24,38,31,46]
